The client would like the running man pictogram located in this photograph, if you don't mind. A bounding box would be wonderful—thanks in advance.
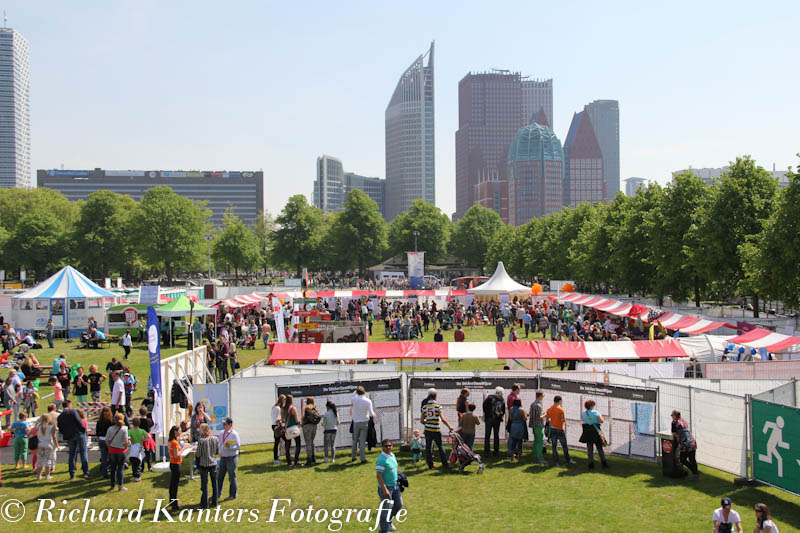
[758,416,790,477]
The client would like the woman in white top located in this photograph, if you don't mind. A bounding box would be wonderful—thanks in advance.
[271,394,286,465]
[754,503,778,533]
[35,414,59,480]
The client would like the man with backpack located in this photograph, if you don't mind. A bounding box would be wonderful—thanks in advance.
[483,387,505,456]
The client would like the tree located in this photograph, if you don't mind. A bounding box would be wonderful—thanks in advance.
[9,211,68,279]
[571,201,618,292]
[0,187,78,235]
[132,186,210,280]
[328,189,387,274]
[540,203,594,280]
[73,190,137,278]
[272,195,324,274]
[252,210,275,276]
[486,224,528,279]
[450,204,504,273]
[212,211,260,280]
[387,200,453,263]
[690,156,776,316]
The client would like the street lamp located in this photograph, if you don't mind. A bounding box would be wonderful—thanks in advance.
[412,230,420,252]
[188,298,195,351]
[204,234,213,279]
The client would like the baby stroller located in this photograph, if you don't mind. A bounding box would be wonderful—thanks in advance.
[448,431,484,474]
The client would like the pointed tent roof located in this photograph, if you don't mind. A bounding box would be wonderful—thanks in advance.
[13,265,117,299]
[156,295,216,317]
[467,262,531,294]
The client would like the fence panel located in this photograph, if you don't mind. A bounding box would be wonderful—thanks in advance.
[753,381,798,407]
[706,361,800,380]
[652,378,790,397]
[692,388,748,477]
[651,381,691,434]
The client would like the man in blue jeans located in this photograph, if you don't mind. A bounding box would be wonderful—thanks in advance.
[375,439,402,533]
[545,395,575,466]
[217,418,240,501]
[56,400,90,479]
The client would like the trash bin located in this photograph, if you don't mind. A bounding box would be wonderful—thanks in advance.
[657,431,685,478]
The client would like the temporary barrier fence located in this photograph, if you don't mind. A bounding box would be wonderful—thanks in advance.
[705,360,800,380]
[753,380,798,407]
[160,345,209,441]
[576,361,686,379]
[651,378,791,398]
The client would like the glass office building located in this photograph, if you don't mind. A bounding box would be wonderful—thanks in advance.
[507,123,564,226]
[0,28,31,188]
[563,111,604,208]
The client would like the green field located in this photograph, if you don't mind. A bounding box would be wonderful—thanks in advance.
[3,326,799,531]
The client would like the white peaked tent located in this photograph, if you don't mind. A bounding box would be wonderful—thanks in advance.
[467,262,531,295]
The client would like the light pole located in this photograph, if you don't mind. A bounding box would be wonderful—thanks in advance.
[204,234,213,279]
[188,299,195,351]
[412,230,420,252]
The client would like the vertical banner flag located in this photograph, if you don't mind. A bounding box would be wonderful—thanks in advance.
[272,296,286,343]
[408,252,424,289]
[146,306,164,436]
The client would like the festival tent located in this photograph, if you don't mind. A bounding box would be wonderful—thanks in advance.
[156,295,216,346]
[268,338,687,362]
[11,265,119,336]
[467,262,530,295]
[725,328,800,353]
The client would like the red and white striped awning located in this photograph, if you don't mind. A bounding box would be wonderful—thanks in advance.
[268,339,687,362]
[727,328,800,352]
[655,312,731,334]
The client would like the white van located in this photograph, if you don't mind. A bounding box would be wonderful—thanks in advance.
[377,271,406,283]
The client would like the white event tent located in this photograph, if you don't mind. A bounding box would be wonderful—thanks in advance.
[467,262,531,295]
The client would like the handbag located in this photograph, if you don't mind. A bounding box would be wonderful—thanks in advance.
[28,435,39,450]
[579,424,590,444]
[286,425,301,440]
[544,422,551,439]
[273,424,284,440]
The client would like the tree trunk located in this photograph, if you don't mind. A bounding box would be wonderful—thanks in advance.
[693,277,701,307]
[752,293,760,319]
[165,262,173,282]
[657,295,664,307]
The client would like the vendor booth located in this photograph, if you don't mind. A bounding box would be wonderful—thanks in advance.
[156,295,217,346]
[467,261,531,302]
[11,265,119,337]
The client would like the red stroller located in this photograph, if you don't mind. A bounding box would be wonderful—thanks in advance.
[448,431,485,474]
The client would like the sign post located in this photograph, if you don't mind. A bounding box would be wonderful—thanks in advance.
[751,398,800,495]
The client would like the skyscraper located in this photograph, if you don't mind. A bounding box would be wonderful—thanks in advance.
[625,177,647,196]
[507,123,564,226]
[455,71,553,221]
[344,172,386,218]
[313,155,344,213]
[385,42,435,220]
[0,27,31,188]
[563,111,604,207]
[583,100,619,201]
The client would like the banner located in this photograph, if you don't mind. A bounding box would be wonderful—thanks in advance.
[146,306,164,436]
[407,252,424,289]
[751,399,800,495]
[272,297,286,343]
[192,382,229,434]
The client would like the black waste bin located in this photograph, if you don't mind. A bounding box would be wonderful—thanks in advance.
[657,431,686,478]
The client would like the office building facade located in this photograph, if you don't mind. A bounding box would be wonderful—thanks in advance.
[344,172,385,217]
[625,177,647,196]
[522,79,554,130]
[385,42,435,219]
[563,111,604,207]
[584,100,619,201]
[313,155,344,213]
[672,165,790,188]
[0,28,31,188]
[507,123,564,226]
[37,169,263,226]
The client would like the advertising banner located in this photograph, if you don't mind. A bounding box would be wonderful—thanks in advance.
[146,306,164,436]
[192,382,230,434]
[751,399,800,495]
[272,297,286,343]
[408,251,424,289]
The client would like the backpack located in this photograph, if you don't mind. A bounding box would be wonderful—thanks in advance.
[492,397,505,421]
[305,407,321,425]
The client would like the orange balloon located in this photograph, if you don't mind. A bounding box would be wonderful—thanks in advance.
[561,283,575,292]
[531,283,543,295]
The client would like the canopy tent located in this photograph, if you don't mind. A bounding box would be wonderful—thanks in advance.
[156,295,216,347]
[467,262,530,295]
[726,328,800,353]
[558,292,733,334]
[11,265,118,336]
[268,338,687,363]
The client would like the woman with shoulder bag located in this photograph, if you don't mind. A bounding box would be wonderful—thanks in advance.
[106,413,130,491]
[302,397,320,466]
[580,400,608,470]
[506,399,527,461]
[282,395,302,467]
[271,394,287,465]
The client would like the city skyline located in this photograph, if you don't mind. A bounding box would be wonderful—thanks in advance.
[0,27,30,188]
[7,1,800,217]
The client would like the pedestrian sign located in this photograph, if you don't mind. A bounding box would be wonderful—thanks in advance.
[751,398,800,495]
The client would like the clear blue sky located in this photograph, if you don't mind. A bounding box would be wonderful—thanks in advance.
[11,0,799,216]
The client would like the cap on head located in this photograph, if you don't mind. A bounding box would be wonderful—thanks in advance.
[224,417,233,425]
[721,497,732,509]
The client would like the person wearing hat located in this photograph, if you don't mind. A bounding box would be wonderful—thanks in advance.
[217,417,240,501]
[420,388,452,469]
[713,497,743,533]
[482,387,505,456]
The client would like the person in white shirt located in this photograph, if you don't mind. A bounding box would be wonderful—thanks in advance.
[121,329,133,360]
[110,371,125,416]
[217,417,240,501]
[753,503,778,533]
[713,497,743,533]
[351,386,376,464]
[271,395,286,465]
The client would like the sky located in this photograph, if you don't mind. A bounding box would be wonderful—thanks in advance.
[11,0,800,217]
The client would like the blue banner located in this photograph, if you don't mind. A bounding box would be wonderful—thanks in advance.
[147,306,164,436]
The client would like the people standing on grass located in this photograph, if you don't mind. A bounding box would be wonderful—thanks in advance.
[106,413,130,491]
[581,400,609,470]
[11,412,29,469]
[96,406,113,478]
[375,439,403,533]
[128,417,147,482]
[529,392,547,464]
[57,399,90,479]
[190,401,211,443]
[168,425,191,511]
[217,418,241,501]
[271,395,287,465]
[420,388,453,470]
[322,401,339,463]
[457,404,480,450]
[121,329,132,360]
[483,387,505,456]
[507,399,527,461]
[73,366,88,403]
[110,371,125,417]
[36,412,58,480]
[302,398,320,466]
[351,386,376,464]
[545,396,575,466]
[671,409,699,480]
[23,380,38,418]
[196,423,219,508]
[282,395,302,467]
[455,388,470,419]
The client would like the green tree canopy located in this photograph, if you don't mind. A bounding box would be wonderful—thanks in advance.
[272,195,324,274]
[387,200,453,263]
[9,211,68,279]
[73,190,137,278]
[132,186,209,280]
[212,211,260,280]
[328,189,387,274]
[252,210,275,275]
[450,204,504,273]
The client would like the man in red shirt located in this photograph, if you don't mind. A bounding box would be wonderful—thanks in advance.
[506,384,521,412]
[453,325,465,342]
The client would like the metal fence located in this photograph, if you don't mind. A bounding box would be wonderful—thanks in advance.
[753,380,798,407]
[706,360,800,379]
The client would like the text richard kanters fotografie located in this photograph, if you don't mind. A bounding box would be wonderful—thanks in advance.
[3,498,408,531]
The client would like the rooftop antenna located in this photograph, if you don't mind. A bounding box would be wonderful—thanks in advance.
[3,11,7,29]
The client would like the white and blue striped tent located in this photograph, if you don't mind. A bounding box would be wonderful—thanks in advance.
[12,265,118,336]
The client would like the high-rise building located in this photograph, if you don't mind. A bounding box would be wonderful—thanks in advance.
[0,28,31,188]
[344,172,386,218]
[37,169,263,226]
[584,100,619,201]
[672,165,790,188]
[455,71,553,221]
[313,155,344,213]
[625,177,647,196]
[507,123,564,226]
[563,111,604,207]
[385,42,435,220]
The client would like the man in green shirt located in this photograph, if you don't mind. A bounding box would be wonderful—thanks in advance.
[375,439,402,533]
